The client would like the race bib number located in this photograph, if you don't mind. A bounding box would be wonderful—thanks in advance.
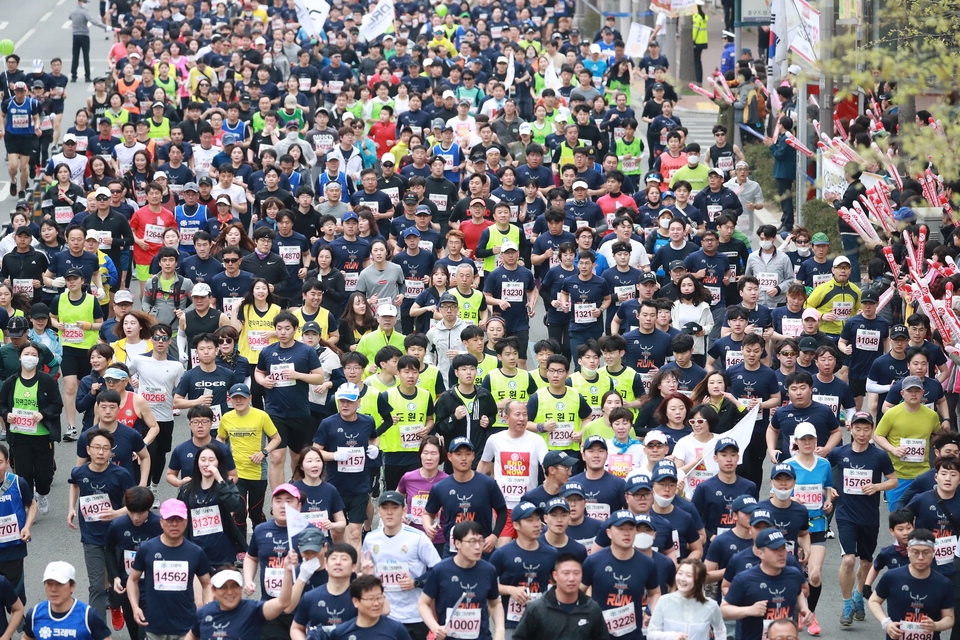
[502,281,524,303]
[615,285,636,302]
[62,322,84,344]
[832,300,853,320]
[812,394,839,416]
[269,363,296,388]
[686,468,713,495]
[707,205,722,222]
[793,483,823,511]
[153,560,189,591]
[707,286,721,305]
[813,272,832,287]
[548,422,575,448]
[280,246,301,266]
[9,408,37,434]
[11,114,28,129]
[935,535,957,566]
[337,447,365,473]
[418,240,435,254]
[718,156,735,172]
[247,330,269,352]
[428,193,448,210]
[123,549,136,573]
[855,329,881,351]
[400,423,423,450]
[507,591,542,622]
[144,224,165,244]
[523,221,535,240]
[842,468,871,495]
[344,271,359,291]
[781,318,803,337]
[377,559,409,592]
[303,509,329,529]
[140,386,167,404]
[410,494,429,525]
[757,272,778,290]
[901,621,934,640]
[298,77,311,91]
[622,156,639,172]
[404,278,424,299]
[191,506,223,536]
[574,303,596,324]
[602,602,637,637]
[211,404,222,430]
[223,297,242,317]
[264,567,284,597]
[0,514,20,544]
[328,81,343,94]
[725,350,744,369]
[98,230,113,250]
[54,206,73,224]
[446,607,481,639]
[901,438,926,464]
[498,477,528,500]
[79,493,111,522]
[585,501,611,521]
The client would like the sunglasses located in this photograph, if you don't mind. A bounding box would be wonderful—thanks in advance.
[223,258,239,263]
[219,339,234,344]
[110,189,123,194]
[794,240,810,245]
[688,418,708,425]
[95,195,110,202]
[152,334,171,342]
[779,351,798,357]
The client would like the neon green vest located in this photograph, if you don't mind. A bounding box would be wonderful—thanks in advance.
[379,387,431,453]
[12,377,47,436]
[487,368,532,429]
[483,225,522,274]
[603,365,640,418]
[569,371,613,421]
[450,288,485,325]
[57,292,98,351]
[533,386,584,451]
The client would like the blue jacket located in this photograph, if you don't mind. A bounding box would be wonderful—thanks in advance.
[770,133,798,180]
[720,43,736,76]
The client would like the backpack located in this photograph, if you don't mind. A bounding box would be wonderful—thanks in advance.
[756,86,768,120]
[145,274,187,309]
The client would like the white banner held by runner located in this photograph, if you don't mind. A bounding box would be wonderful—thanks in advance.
[294,0,330,40]
[360,0,395,42]
[286,507,310,549]
[625,22,654,58]
[720,404,761,464]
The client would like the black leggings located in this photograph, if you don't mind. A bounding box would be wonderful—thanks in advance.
[147,420,174,485]
[237,478,267,534]
[8,434,54,496]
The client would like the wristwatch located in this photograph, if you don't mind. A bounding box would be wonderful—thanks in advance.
[261,448,269,456]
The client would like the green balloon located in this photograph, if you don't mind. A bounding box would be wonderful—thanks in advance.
[0,40,14,57]
[436,4,448,17]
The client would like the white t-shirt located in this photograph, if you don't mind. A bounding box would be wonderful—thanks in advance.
[128,354,184,422]
[671,434,720,499]
[362,525,442,623]
[480,431,548,507]
[210,184,247,217]
[599,237,650,270]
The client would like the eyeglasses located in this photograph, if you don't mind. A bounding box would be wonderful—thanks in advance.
[459,538,484,546]
[190,419,212,426]
[223,258,239,263]
[89,445,112,452]
[688,418,708,425]
[360,595,385,602]
[547,368,567,374]
[153,334,171,342]
[779,351,798,357]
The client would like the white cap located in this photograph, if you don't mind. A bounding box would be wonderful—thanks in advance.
[43,561,76,584]
[95,186,111,198]
[572,180,588,190]
[833,255,851,267]
[501,240,519,252]
[422,58,433,67]
[63,133,78,143]
[377,303,399,316]
[518,123,532,134]
[254,36,267,45]
[497,56,508,64]
[381,153,396,164]
[644,430,667,446]
[32,58,44,72]
[153,170,167,180]
[788,64,802,75]
[589,43,601,54]
[85,229,100,241]
[442,89,455,99]
[795,422,817,439]
[211,570,244,588]
[192,283,212,297]
[113,290,134,304]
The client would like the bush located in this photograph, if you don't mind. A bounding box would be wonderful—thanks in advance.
[744,144,776,209]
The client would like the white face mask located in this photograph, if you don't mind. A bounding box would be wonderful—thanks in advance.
[687,155,700,166]
[659,218,671,229]
[760,240,773,251]
[21,355,38,371]
[772,488,793,501]
[263,56,273,65]
[634,532,656,550]
[653,493,674,508]
[797,246,811,257]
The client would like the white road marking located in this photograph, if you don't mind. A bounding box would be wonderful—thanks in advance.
[40,12,52,21]
[15,29,35,50]
[0,22,9,31]
[62,20,71,29]
[56,0,67,5]
[0,183,9,203]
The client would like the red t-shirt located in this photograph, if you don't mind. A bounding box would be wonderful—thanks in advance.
[459,218,494,253]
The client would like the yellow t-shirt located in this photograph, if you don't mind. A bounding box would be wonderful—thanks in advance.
[218,406,278,481]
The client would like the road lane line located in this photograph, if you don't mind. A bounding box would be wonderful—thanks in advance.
[62,20,71,29]
[40,12,52,21]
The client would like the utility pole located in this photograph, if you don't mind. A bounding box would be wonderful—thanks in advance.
[818,0,834,137]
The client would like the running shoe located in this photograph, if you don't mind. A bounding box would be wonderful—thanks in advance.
[110,607,124,631]
[807,614,821,636]
[840,600,854,626]
[36,494,48,515]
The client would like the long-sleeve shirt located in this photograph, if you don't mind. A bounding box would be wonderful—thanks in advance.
[647,591,725,640]
[68,5,110,36]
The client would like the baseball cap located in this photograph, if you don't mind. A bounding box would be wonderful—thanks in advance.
[377,303,398,316]
[229,383,251,398]
[198,177,214,187]
[801,308,820,321]
[448,436,474,453]
[14,200,28,211]
[182,182,199,193]
[271,483,301,500]
[708,167,725,178]
[401,227,421,239]
[788,64,802,75]
[29,303,50,319]
[403,192,419,204]
[341,211,359,222]
[302,321,322,335]
[798,336,819,352]
[750,508,775,526]
[891,325,909,340]
[833,255,851,267]
[645,172,663,183]
[850,410,875,426]
[501,241,519,252]
[770,463,796,479]
[415,206,432,216]
[211,570,244,588]
[5,316,28,338]
[222,133,237,145]
[11,82,26,91]
[543,450,577,468]
[64,268,84,280]
[715,437,740,453]
[519,123,532,135]
[113,290,134,304]
[669,260,686,272]
[572,180,588,190]
[216,194,232,206]
[582,435,607,450]
[511,501,542,522]
[652,460,679,482]
[95,186,111,199]
[442,90,455,100]
[43,562,76,584]
[438,292,459,306]
[545,497,570,513]
[378,490,406,507]
[682,322,703,336]
[901,375,924,391]
[794,422,817,439]
[644,430,667,446]
[860,288,880,304]
[635,513,656,529]
[191,283,212,297]
[561,481,586,498]
[335,382,361,401]
[639,272,659,284]
[14,227,32,238]
[153,170,168,181]
[755,528,788,549]
[159,499,188,519]
[589,43,601,54]
[811,232,830,245]
[497,56,508,64]
[605,509,638,528]
[240,92,252,101]
[626,474,652,493]
[63,133,78,144]
[381,153,396,166]
[732,495,759,513]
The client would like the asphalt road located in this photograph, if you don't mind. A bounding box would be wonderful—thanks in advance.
[1,7,897,640]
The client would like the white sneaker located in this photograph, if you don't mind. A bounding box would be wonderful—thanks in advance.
[150,484,159,510]
[63,425,78,442]
[37,494,48,515]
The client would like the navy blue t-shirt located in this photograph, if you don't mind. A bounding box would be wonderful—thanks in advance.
[691,475,758,539]
[179,254,225,284]
[769,401,841,459]
[173,365,236,431]
[875,566,954,640]
[168,438,237,477]
[722,547,804,583]
[255,341,322,418]
[540,265,576,325]
[868,353,910,410]
[885,376,944,410]
[422,557,500,640]
[660,362,707,397]
[724,565,806,640]
[132,536,212,635]
[192,599,268,640]
[531,231,576,278]
[425,473,507,551]
[292,582,356,630]
[538,533,588,562]
[622,328,672,374]
[839,314,889,378]
[561,274,611,333]
[482,265,536,332]
[313,413,378,496]
[68,463,136,546]
[810,374,856,418]
[566,516,603,548]
[827,443,895,524]
[705,529,753,570]
[582,547,659,640]
[756,499,810,552]
[489,542,558,628]
[568,471,627,516]
[707,336,743,371]
[209,270,255,311]
[727,363,779,431]
[873,543,908,573]
[683,250,730,306]
[105,513,163,583]
[906,490,960,576]
[329,615,414,640]
[76,425,145,479]
[293,480,346,525]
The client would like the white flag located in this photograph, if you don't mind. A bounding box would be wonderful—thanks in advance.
[359,0,395,42]
[286,508,310,549]
[504,50,516,91]
[294,0,330,41]
[722,403,762,464]
[544,63,561,90]
[625,22,654,58]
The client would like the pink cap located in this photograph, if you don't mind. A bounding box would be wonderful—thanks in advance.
[272,483,301,500]
[159,499,187,519]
